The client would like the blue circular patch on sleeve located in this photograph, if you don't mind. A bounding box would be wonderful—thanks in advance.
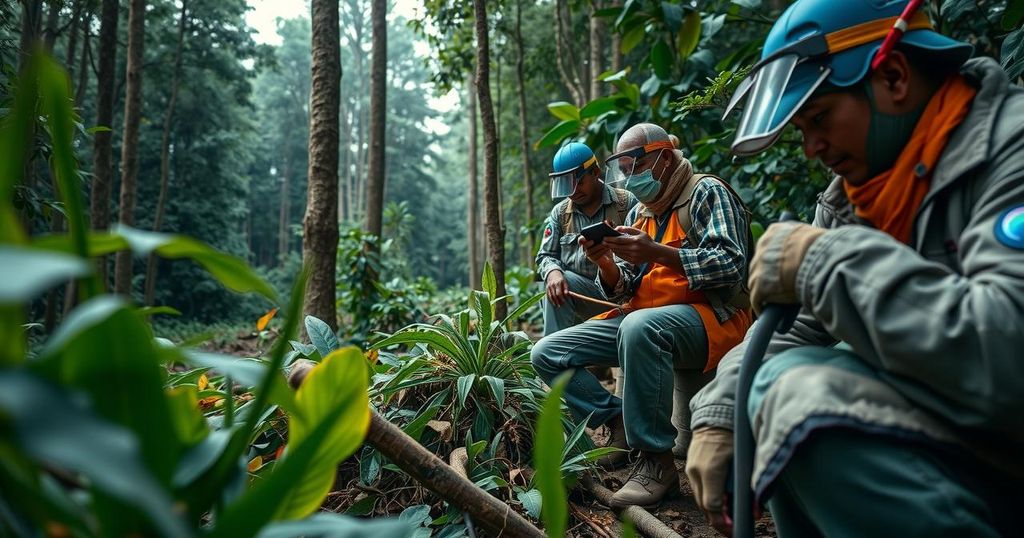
[994,206,1024,250]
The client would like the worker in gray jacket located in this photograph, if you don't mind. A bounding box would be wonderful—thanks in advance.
[536,142,637,335]
[685,0,1024,536]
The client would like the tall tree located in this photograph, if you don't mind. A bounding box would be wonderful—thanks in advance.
[513,0,534,266]
[303,0,341,330]
[467,81,480,289]
[89,0,118,286]
[364,0,386,241]
[554,0,585,106]
[114,0,146,296]
[589,0,604,101]
[144,0,188,305]
[473,0,506,318]
[43,0,60,50]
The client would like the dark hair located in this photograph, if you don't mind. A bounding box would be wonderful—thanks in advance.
[894,42,963,88]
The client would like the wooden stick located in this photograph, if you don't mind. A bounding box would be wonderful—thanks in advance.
[567,291,622,310]
[580,476,683,538]
[366,412,545,538]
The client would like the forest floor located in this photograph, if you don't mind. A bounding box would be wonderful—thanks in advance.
[207,329,776,537]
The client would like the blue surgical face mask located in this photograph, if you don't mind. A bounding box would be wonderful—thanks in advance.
[622,150,664,203]
[624,169,659,202]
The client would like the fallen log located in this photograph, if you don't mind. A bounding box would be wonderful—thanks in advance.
[580,476,684,538]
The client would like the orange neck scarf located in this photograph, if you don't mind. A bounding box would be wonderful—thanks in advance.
[844,75,977,244]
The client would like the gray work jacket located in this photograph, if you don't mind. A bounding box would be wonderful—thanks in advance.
[691,57,1024,485]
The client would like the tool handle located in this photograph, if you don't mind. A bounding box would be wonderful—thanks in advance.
[733,211,801,538]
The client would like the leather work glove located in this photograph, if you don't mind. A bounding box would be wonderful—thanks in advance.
[686,427,735,537]
[748,222,825,315]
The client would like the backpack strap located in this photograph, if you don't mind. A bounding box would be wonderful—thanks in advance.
[560,200,574,234]
[675,174,754,311]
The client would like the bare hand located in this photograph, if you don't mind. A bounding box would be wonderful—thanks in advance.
[578,235,614,266]
[545,270,569,307]
[603,226,662,265]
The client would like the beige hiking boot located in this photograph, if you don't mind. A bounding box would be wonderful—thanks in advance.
[594,414,630,470]
[608,450,680,509]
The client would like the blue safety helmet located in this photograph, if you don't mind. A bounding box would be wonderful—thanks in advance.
[724,0,972,155]
[549,142,600,199]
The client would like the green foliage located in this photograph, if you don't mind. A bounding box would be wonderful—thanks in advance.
[0,50,399,537]
[534,371,570,537]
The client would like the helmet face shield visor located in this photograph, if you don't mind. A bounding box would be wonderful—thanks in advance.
[603,141,674,186]
[549,170,581,198]
[730,54,832,156]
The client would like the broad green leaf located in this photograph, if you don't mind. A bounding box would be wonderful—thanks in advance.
[166,386,209,447]
[481,261,497,297]
[0,371,189,537]
[173,430,231,488]
[535,371,571,537]
[401,404,441,442]
[0,50,36,245]
[534,119,580,149]
[546,101,580,122]
[580,96,625,119]
[399,505,432,527]
[732,0,761,8]
[305,315,340,357]
[503,291,545,329]
[86,125,112,134]
[621,25,645,54]
[482,375,505,410]
[661,1,683,33]
[650,39,672,80]
[457,374,476,409]
[517,488,543,519]
[137,305,182,317]
[678,10,702,59]
[37,55,91,273]
[38,297,178,486]
[35,227,277,301]
[0,246,91,302]
[274,347,371,519]
[256,514,410,538]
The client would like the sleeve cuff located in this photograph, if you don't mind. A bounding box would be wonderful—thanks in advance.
[690,404,735,431]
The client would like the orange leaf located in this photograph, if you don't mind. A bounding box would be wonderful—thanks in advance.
[365,349,379,364]
[256,307,279,331]
[198,374,209,391]
[275,445,285,460]
[247,456,263,472]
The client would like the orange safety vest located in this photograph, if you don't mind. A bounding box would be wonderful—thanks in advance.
[593,211,752,371]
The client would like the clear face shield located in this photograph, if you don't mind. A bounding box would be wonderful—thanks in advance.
[548,157,598,199]
[723,33,837,155]
[603,141,674,186]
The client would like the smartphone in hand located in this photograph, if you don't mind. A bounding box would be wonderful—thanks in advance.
[580,221,622,245]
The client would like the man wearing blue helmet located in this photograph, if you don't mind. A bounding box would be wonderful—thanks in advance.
[685,0,1024,536]
[536,142,638,335]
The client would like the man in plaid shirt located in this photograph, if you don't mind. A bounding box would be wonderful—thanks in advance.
[531,123,753,509]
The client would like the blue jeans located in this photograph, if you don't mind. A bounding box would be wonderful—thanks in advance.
[531,304,709,452]
[542,270,610,336]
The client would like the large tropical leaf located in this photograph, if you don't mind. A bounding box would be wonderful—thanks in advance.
[534,371,571,537]
[0,371,189,537]
[0,246,91,302]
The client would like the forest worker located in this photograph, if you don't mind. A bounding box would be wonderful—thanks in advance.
[536,142,638,336]
[531,123,754,509]
[685,0,1024,535]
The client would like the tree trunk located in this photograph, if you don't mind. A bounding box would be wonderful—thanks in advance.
[339,97,350,222]
[144,0,187,306]
[65,0,81,77]
[473,0,507,319]
[43,0,61,51]
[467,83,480,290]
[364,0,385,242]
[514,0,534,267]
[114,0,146,297]
[303,0,341,331]
[74,8,91,106]
[18,0,43,235]
[89,0,117,287]
[589,0,604,101]
[278,156,290,265]
[610,2,622,76]
[554,0,585,106]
